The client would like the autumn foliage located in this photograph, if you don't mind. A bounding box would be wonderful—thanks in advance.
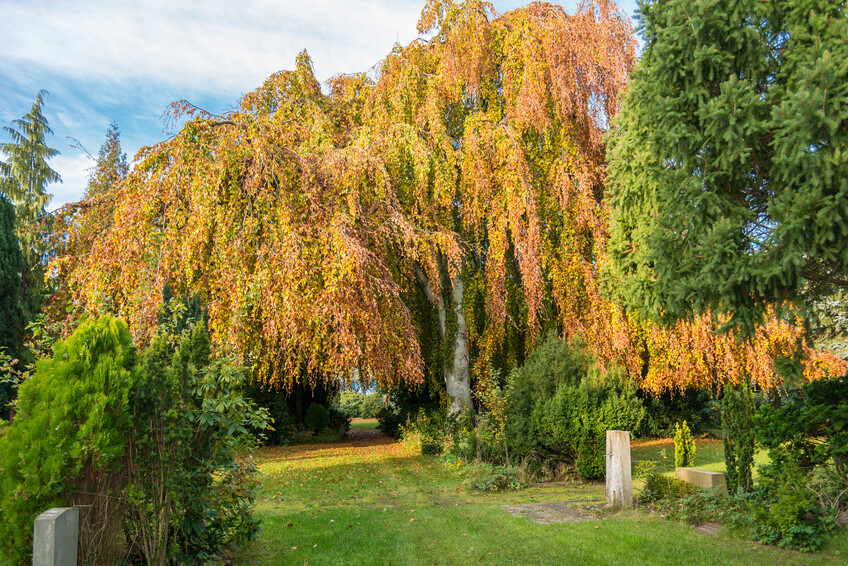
[52,0,844,397]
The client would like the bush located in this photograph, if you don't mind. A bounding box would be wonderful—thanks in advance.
[674,421,696,468]
[361,393,385,418]
[377,405,406,438]
[749,375,848,551]
[263,394,299,445]
[335,390,365,418]
[0,316,138,564]
[464,462,524,492]
[503,333,645,480]
[644,377,848,553]
[0,308,270,565]
[127,308,269,565]
[640,473,697,502]
[328,405,351,433]
[422,442,443,455]
[441,409,477,461]
[636,388,716,438]
[377,373,442,439]
[723,384,756,493]
[749,457,836,551]
[576,427,606,479]
[250,382,348,445]
[305,402,331,432]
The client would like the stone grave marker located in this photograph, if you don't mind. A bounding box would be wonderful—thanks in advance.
[33,507,79,566]
[605,430,633,506]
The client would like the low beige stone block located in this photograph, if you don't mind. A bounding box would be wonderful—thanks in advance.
[675,467,728,495]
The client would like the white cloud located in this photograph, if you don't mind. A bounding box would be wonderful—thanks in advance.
[47,153,93,211]
[1,0,424,92]
[1,0,638,209]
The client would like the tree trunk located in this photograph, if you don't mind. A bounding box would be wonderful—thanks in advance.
[413,264,472,413]
[444,274,471,413]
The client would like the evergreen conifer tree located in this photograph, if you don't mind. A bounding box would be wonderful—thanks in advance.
[0,195,23,354]
[0,90,61,327]
[0,194,23,420]
[85,122,128,200]
[606,0,848,331]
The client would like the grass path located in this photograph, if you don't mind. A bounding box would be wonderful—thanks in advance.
[235,421,847,565]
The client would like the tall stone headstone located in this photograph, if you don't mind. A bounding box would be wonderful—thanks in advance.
[33,507,79,566]
[605,430,633,506]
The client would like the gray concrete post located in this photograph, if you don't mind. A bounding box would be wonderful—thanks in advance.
[32,507,78,566]
[605,430,633,506]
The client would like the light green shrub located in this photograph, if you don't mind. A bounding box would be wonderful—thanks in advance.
[361,393,385,418]
[0,315,138,564]
[674,420,696,468]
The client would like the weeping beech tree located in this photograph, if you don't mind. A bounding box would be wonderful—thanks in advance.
[55,0,843,409]
[56,0,636,409]
[365,0,640,410]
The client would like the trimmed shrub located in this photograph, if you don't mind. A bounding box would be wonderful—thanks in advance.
[674,420,696,468]
[504,333,645,479]
[723,384,755,493]
[305,402,331,432]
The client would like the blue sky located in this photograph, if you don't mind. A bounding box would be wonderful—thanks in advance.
[0,0,640,210]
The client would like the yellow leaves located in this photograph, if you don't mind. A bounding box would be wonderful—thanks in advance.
[52,2,692,401]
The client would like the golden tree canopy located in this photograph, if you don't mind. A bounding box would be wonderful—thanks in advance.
[55,0,844,393]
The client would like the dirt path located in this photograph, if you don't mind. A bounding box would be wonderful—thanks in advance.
[346,422,392,446]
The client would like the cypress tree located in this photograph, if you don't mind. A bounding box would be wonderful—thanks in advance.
[0,194,23,420]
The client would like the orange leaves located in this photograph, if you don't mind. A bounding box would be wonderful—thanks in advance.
[366,1,638,372]
[630,311,848,394]
[51,0,840,402]
[55,51,437,392]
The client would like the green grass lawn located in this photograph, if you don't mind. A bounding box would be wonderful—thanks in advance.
[234,427,848,565]
[349,417,380,431]
[631,438,770,477]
